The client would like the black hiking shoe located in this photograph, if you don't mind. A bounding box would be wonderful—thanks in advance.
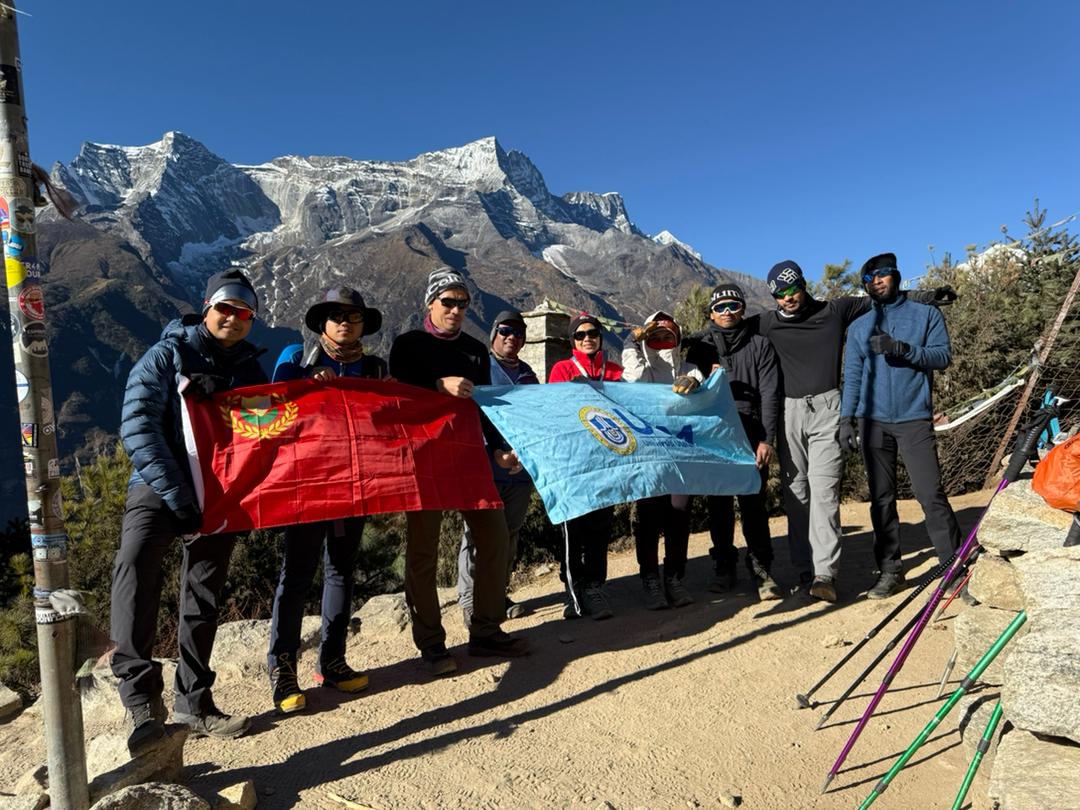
[270,651,306,714]
[316,657,369,694]
[174,703,251,739]
[868,571,905,600]
[583,583,614,620]
[126,694,167,758]
[420,642,458,676]
[468,629,529,657]
[641,574,670,611]
[663,574,694,608]
[809,576,838,603]
[708,565,738,594]
[746,556,783,601]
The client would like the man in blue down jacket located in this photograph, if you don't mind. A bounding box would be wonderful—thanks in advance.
[840,253,960,599]
[110,269,267,757]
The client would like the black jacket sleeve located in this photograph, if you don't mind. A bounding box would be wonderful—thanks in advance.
[756,338,781,446]
[836,295,873,325]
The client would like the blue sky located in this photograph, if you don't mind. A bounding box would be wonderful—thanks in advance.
[16,0,1080,282]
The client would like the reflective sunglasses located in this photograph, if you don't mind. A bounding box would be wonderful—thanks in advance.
[573,329,601,341]
[439,296,470,311]
[495,325,525,339]
[212,302,255,321]
[711,301,744,314]
[326,309,364,324]
[861,267,896,285]
[772,284,802,299]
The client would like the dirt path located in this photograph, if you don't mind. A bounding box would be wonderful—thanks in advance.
[1,492,993,809]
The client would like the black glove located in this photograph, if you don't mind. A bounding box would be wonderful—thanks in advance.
[172,504,203,534]
[186,373,229,400]
[838,418,860,452]
[869,331,910,358]
[933,285,958,306]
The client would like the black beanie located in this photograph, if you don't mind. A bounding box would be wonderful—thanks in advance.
[766,260,806,294]
[568,313,602,340]
[860,253,900,284]
[203,269,258,314]
[710,284,746,307]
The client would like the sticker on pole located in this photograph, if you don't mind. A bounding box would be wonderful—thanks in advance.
[9,198,33,233]
[21,322,47,357]
[15,369,29,402]
[18,284,44,320]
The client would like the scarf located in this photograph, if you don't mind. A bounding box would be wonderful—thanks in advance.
[319,334,365,364]
[423,313,461,341]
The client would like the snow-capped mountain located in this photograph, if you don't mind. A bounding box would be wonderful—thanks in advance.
[30,132,769,458]
[652,230,702,261]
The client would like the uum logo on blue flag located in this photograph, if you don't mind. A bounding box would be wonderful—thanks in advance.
[474,370,761,523]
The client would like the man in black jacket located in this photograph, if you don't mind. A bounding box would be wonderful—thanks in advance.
[389,267,529,675]
[111,269,267,757]
[686,284,782,600]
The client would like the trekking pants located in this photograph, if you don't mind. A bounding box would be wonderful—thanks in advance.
[560,506,613,591]
[861,418,961,572]
[405,508,509,651]
[708,463,773,573]
[267,517,364,671]
[779,390,843,579]
[110,485,236,715]
[457,482,533,613]
[634,495,691,579]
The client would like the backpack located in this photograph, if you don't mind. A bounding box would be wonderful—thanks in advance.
[1032,434,1080,512]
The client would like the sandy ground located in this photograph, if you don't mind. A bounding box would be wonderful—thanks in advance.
[1,491,995,809]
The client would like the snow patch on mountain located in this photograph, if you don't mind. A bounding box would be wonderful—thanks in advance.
[653,230,702,260]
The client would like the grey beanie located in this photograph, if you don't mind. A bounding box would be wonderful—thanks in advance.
[489,309,526,343]
[424,266,469,305]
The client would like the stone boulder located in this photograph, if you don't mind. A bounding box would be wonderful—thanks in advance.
[86,726,190,804]
[213,781,257,810]
[357,594,409,637]
[988,729,1080,810]
[978,511,1070,554]
[209,616,322,680]
[1003,627,1080,744]
[0,797,47,810]
[89,782,210,810]
[79,661,177,725]
[1011,546,1080,616]
[967,554,1025,612]
[0,684,21,722]
[953,605,1025,686]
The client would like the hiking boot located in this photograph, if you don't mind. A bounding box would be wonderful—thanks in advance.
[420,643,458,677]
[868,570,905,600]
[174,704,251,740]
[583,583,614,620]
[641,574,670,611]
[663,574,694,608]
[126,694,167,757]
[756,574,784,601]
[468,629,529,657]
[809,576,838,603]
[269,652,306,714]
[505,597,529,620]
[315,658,369,694]
[708,565,738,593]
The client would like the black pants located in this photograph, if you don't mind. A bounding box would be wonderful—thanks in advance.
[861,418,960,572]
[267,517,364,671]
[110,485,236,714]
[708,464,773,572]
[560,506,613,589]
[633,495,690,578]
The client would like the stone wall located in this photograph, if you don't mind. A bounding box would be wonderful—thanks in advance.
[951,475,1080,810]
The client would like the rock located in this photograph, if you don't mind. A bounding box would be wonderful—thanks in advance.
[990,477,1074,531]
[12,764,47,796]
[214,781,257,809]
[1011,547,1080,617]
[979,489,1071,554]
[0,684,22,721]
[953,605,1025,686]
[957,692,1004,762]
[557,634,574,644]
[820,635,851,649]
[967,554,1025,612]
[534,564,552,576]
[1003,627,1080,744]
[988,729,1080,810]
[437,587,459,608]
[209,617,321,680]
[90,782,210,810]
[0,797,47,810]
[357,594,409,636]
[719,790,742,808]
[86,726,190,804]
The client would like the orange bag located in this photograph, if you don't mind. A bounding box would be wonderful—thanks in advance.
[1032,433,1080,512]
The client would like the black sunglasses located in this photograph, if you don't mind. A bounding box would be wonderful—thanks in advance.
[573,329,601,341]
[439,297,470,311]
[326,309,364,324]
[861,267,896,285]
[495,325,525,338]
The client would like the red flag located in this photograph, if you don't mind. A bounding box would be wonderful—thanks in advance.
[182,377,502,534]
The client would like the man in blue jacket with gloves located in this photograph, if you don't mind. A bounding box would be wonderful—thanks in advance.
[840,253,960,599]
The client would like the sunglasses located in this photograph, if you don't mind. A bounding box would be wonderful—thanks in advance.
[573,329,601,341]
[495,325,525,339]
[711,301,744,314]
[212,302,255,321]
[772,284,802,299]
[327,309,364,324]
[439,297,470,311]
[861,267,896,285]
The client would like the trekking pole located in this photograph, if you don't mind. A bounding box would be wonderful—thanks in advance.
[857,613,1025,809]
[814,546,980,730]
[933,565,975,623]
[795,549,960,710]
[935,649,958,699]
[821,403,1055,793]
[950,701,1003,810]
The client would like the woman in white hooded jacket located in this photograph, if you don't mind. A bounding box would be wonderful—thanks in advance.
[621,311,704,609]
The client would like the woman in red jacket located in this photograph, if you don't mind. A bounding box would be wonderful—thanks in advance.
[548,314,623,619]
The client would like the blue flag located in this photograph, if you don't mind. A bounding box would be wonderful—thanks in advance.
[473,370,761,523]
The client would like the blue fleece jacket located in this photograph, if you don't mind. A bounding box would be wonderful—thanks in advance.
[841,294,951,423]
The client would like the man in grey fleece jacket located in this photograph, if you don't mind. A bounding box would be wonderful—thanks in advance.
[840,253,960,599]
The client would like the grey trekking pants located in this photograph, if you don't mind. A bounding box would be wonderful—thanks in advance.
[780,389,843,578]
[457,482,533,611]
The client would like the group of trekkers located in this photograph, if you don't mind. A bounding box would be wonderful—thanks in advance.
[108,254,961,757]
